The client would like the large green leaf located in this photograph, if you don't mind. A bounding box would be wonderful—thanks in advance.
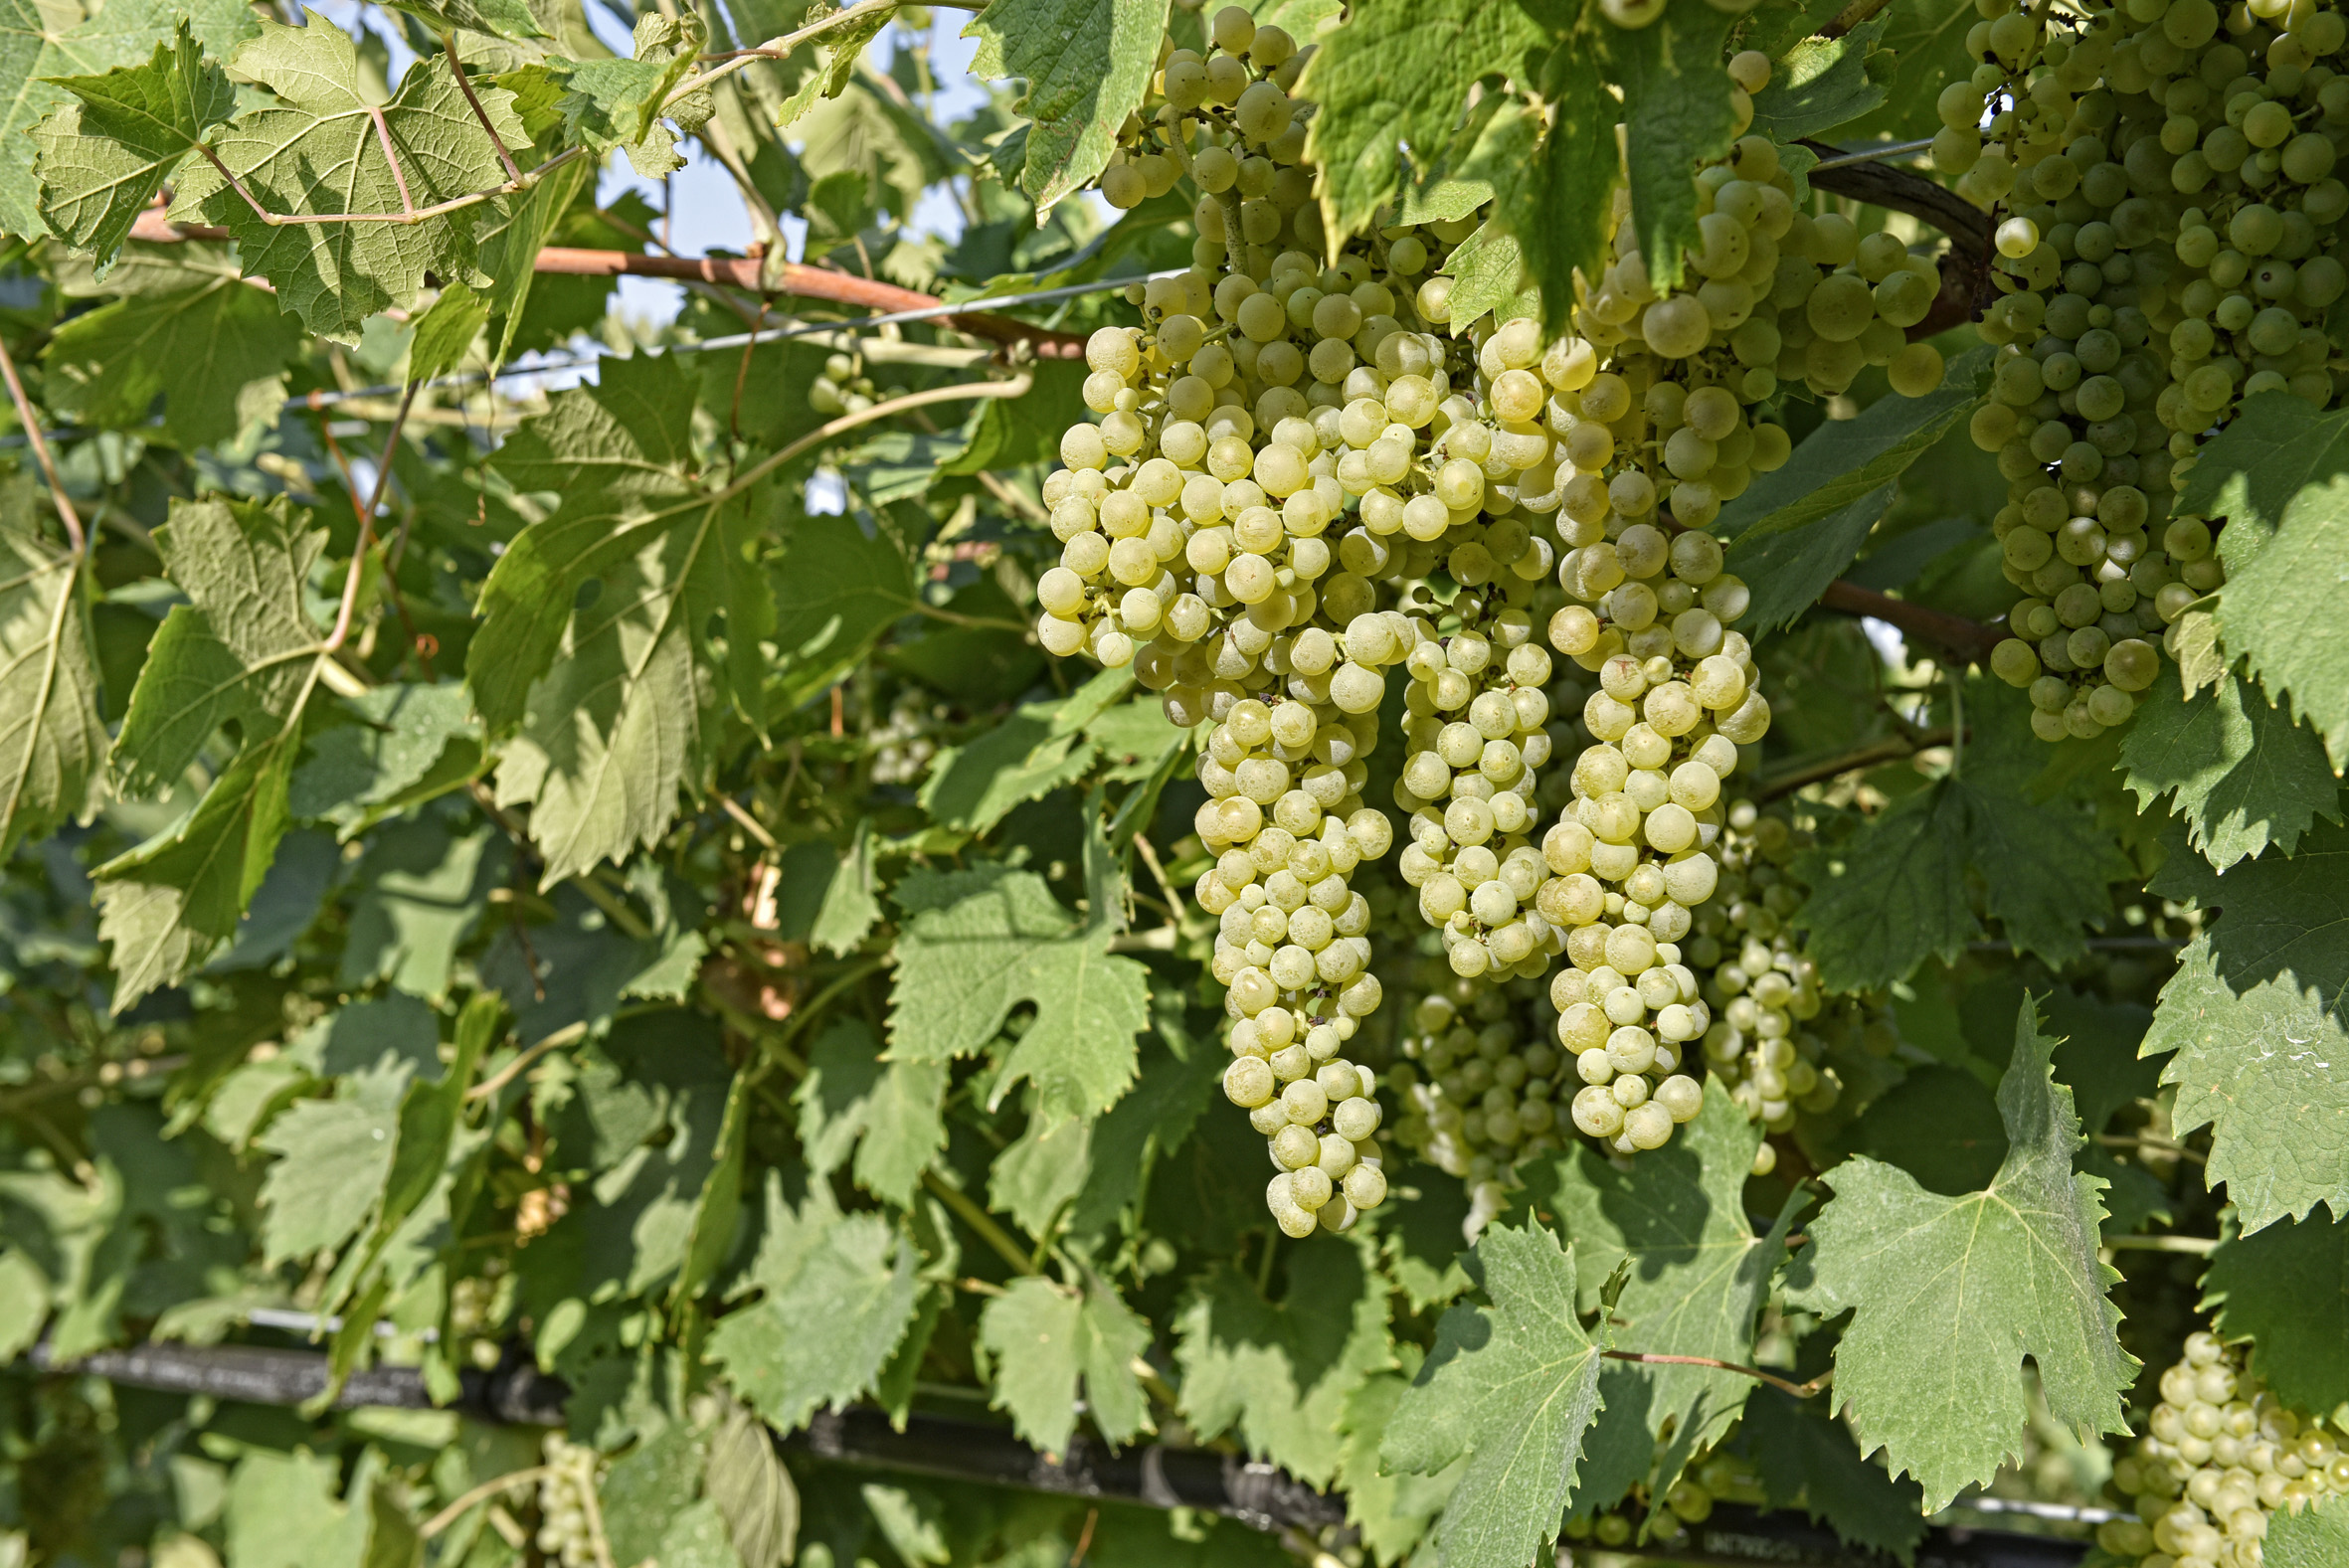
[0,492,105,856]
[795,1017,947,1208]
[2201,1212,2349,1417]
[2118,666,2341,871]
[1520,1079,1790,1493]
[966,0,1171,214]
[886,861,1150,1120]
[479,353,776,884]
[1719,345,1995,632]
[0,0,259,241]
[1792,683,2128,989]
[705,1182,923,1432]
[1609,0,1739,292]
[977,1272,1152,1456]
[2174,391,2349,548]
[168,12,530,339]
[2143,815,2349,1232]
[1175,1237,1391,1486]
[1784,998,2135,1510]
[41,248,303,446]
[33,21,236,264]
[1380,1222,1608,1568]
[1745,12,1893,142]
[1739,1384,1927,1559]
[1298,0,1546,250]
[94,497,335,1008]
[2208,471,2349,772]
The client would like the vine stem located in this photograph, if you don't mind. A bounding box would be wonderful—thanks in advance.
[2102,1234,2220,1254]
[324,378,420,653]
[419,1466,552,1538]
[1756,726,1958,801]
[465,1020,589,1103]
[713,372,1034,506]
[923,1172,1038,1277]
[1600,1349,1830,1399]
[0,331,84,555]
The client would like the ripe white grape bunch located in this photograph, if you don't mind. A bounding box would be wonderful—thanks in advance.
[2099,1330,2349,1567]
[1938,0,2349,739]
[1687,804,1901,1172]
[534,1436,604,1568]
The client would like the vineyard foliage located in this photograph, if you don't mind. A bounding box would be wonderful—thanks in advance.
[0,0,2342,1565]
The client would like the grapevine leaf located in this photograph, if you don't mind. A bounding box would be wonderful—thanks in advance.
[0,494,106,856]
[94,497,335,1007]
[479,354,776,883]
[671,1072,750,1307]
[1437,221,1539,331]
[965,0,1172,215]
[1338,1363,1463,1568]
[886,862,1149,1119]
[602,1425,707,1568]
[1448,93,1614,340]
[2173,391,2349,550]
[338,824,495,998]
[1609,0,1739,292]
[32,22,236,265]
[1794,683,2125,988]
[706,1190,922,1433]
[288,682,481,830]
[766,511,921,718]
[796,1017,948,1208]
[918,711,1095,834]
[381,0,552,40]
[977,1273,1153,1456]
[2267,1493,2349,1567]
[255,1062,410,1266]
[1738,1384,1929,1559]
[1783,998,2135,1511]
[1745,12,1893,142]
[1719,344,1995,630]
[1791,780,1975,988]
[1175,1238,1390,1486]
[167,12,531,340]
[1520,1080,1791,1481]
[475,154,595,364]
[2118,666,2342,871]
[40,256,305,447]
[1298,0,1547,250]
[2201,1213,2349,1416]
[707,1395,800,1568]
[543,12,704,176]
[404,280,489,385]
[0,0,260,242]
[1380,1222,1607,1568]
[2210,472,2349,771]
[2142,816,2349,1232]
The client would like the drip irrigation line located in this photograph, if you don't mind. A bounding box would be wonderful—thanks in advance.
[18,1338,2096,1565]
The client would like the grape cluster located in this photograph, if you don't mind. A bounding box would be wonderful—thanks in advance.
[869,690,949,785]
[2100,1331,2349,1568]
[1686,805,1900,1171]
[1198,695,1396,1238]
[1386,978,1569,1221]
[1561,1445,1765,1551]
[1938,0,2349,739]
[535,1436,604,1568]
[809,349,888,418]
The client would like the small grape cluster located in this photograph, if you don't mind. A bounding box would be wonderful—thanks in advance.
[869,690,949,785]
[808,349,887,418]
[2099,1330,2349,1568]
[1386,979,1570,1213]
[1560,1444,1766,1551]
[535,1436,604,1568]
[1687,805,1900,1171]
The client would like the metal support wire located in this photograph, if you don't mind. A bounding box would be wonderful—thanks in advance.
[18,1339,2096,1566]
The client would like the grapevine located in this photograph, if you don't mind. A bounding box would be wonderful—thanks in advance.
[0,0,2344,1564]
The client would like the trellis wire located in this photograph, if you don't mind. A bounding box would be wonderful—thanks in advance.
[18,1339,2099,1566]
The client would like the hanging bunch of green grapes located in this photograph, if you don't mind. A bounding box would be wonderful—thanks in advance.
[1939,0,2349,738]
[2098,1329,2349,1567]
[1561,1443,1768,1554]
[1385,971,1570,1230]
[534,1437,605,1568]
[1687,803,1902,1173]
